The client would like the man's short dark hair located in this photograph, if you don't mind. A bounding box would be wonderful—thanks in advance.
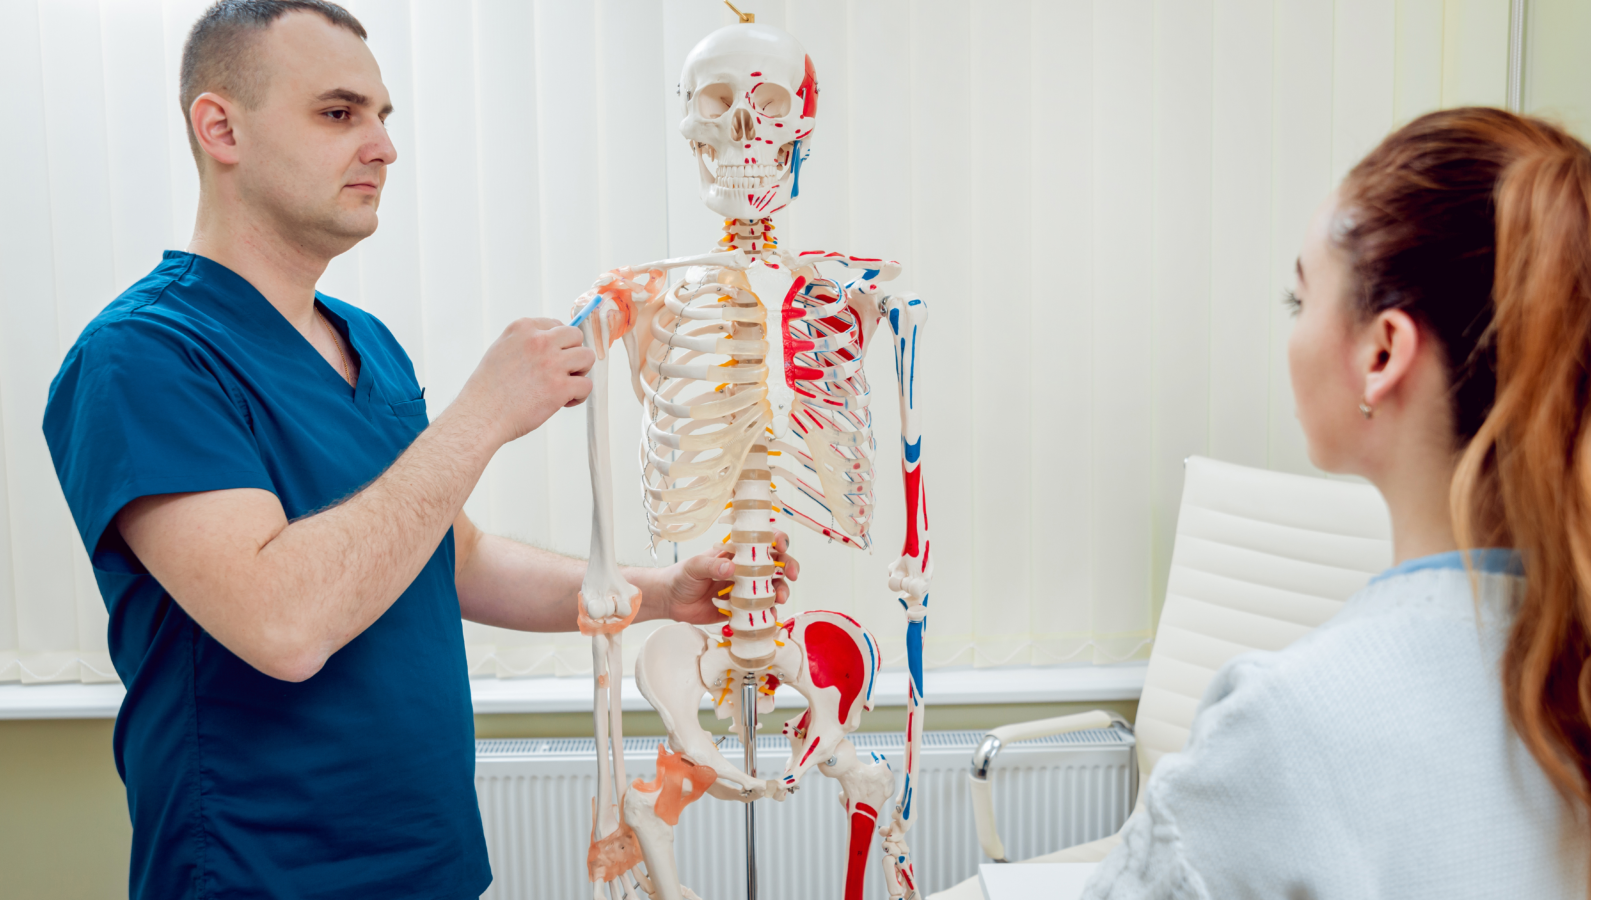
[179,0,368,163]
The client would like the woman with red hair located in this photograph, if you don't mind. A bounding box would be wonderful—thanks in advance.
[1086,108,1589,897]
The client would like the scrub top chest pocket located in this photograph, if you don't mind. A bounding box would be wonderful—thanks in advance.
[390,397,429,432]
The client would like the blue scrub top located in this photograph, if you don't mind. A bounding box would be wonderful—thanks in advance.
[43,251,492,899]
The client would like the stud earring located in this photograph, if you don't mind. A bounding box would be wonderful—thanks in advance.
[1358,400,1374,419]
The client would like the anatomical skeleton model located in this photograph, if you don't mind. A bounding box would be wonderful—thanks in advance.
[570,18,931,900]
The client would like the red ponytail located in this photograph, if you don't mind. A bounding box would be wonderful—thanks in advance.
[1341,108,1590,808]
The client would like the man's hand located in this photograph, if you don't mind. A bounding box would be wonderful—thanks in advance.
[644,531,801,625]
[453,317,595,445]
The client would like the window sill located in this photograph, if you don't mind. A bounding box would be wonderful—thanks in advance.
[0,663,1147,720]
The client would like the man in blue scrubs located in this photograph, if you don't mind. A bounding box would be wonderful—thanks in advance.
[42,2,799,897]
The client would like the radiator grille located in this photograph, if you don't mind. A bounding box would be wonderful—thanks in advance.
[475,728,1135,899]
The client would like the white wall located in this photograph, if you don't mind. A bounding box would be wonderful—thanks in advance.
[0,0,1531,683]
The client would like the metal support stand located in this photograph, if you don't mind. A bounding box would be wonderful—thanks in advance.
[742,671,759,900]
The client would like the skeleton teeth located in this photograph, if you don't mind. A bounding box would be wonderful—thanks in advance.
[713,163,785,189]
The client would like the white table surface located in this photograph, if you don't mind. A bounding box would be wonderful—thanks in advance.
[979,863,1100,900]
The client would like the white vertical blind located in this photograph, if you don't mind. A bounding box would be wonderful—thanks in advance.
[0,0,1515,684]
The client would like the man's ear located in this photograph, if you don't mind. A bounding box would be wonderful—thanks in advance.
[190,92,240,167]
[1360,308,1421,408]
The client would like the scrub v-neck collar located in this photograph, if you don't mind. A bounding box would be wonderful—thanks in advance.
[170,250,370,405]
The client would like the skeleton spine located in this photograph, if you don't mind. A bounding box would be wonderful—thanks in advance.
[722,219,779,668]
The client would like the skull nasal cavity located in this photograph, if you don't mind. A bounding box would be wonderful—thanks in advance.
[732,109,756,141]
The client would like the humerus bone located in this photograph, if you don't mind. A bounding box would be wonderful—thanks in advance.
[574,295,645,900]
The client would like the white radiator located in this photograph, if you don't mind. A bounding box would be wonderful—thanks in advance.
[475,727,1136,899]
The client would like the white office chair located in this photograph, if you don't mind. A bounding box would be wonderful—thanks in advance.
[933,456,1393,899]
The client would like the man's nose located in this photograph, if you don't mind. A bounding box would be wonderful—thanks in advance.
[363,123,398,167]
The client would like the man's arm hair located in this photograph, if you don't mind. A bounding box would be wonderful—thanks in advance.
[118,404,499,682]
[451,515,681,633]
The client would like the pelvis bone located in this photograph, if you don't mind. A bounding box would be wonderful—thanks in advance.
[777,611,881,789]
[632,610,881,801]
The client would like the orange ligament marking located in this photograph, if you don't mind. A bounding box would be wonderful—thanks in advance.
[717,586,733,597]
[575,588,642,636]
[632,746,717,827]
[586,801,644,883]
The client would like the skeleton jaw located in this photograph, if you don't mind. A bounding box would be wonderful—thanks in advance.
[694,142,795,211]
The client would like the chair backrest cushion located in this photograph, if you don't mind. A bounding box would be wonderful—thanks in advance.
[1134,456,1392,776]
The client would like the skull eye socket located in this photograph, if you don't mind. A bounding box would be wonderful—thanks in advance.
[695,83,735,117]
[750,83,791,118]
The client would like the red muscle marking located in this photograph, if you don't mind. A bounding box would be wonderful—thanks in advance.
[901,464,924,558]
[844,801,878,900]
[805,620,865,724]
[798,56,818,118]
[751,71,762,76]
[799,735,821,766]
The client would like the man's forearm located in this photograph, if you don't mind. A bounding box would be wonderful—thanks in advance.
[456,530,671,633]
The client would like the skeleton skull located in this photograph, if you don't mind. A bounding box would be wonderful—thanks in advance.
[679,23,817,219]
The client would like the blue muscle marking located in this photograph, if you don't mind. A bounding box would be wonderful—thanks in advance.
[789,140,806,198]
[861,268,880,282]
[865,634,877,701]
[903,437,922,465]
[909,326,918,408]
[907,619,925,698]
[888,307,900,333]
[903,786,914,817]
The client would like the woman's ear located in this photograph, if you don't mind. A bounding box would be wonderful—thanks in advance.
[1359,308,1421,409]
[190,92,240,167]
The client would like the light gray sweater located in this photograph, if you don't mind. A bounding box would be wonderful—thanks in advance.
[1084,552,1588,899]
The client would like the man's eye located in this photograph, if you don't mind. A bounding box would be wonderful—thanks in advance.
[326,109,350,121]
[1282,289,1304,316]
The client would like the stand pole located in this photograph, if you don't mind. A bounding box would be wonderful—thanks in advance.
[742,672,758,900]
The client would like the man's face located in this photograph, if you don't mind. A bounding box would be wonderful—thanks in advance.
[232,13,395,257]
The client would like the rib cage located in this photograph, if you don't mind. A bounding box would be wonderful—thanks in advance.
[639,266,773,544]
[634,254,887,551]
[770,262,878,548]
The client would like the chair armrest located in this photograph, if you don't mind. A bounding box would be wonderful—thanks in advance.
[968,710,1130,862]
